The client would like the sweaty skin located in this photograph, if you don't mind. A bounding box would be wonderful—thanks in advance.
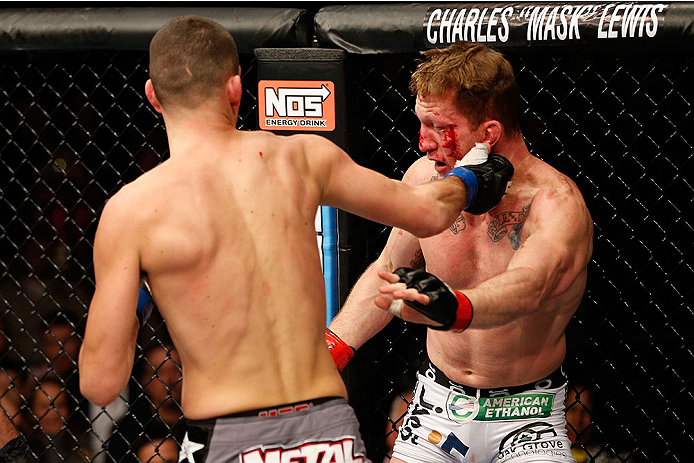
[331,91,593,388]
[79,76,470,419]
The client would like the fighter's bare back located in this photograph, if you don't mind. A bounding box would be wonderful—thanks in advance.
[115,130,347,419]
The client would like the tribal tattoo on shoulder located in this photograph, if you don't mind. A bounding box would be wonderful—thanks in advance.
[487,204,531,249]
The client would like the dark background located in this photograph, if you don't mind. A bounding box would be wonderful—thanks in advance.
[1,4,692,462]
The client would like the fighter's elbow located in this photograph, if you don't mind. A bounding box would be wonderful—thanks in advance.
[80,374,121,407]
[411,223,442,238]
[522,293,544,316]
[79,352,125,406]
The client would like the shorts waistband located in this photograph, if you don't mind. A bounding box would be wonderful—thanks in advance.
[419,360,567,397]
[187,396,342,428]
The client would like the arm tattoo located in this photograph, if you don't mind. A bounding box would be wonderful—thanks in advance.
[410,249,425,269]
[487,204,531,250]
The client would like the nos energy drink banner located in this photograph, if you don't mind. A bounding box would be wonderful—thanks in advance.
[255,48,348,325]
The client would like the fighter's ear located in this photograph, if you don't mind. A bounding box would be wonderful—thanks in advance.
[226,74,242,111]
[145,79,162,114]
[481,120,502,147]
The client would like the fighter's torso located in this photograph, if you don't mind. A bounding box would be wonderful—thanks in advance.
[407,154,587,387]
[128,131,346,419]
[421,184,534,288]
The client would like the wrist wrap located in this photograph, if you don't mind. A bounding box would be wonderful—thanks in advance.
[393,267,474,332]
[325,329,355,371]
[445,167,478,209]
[449,291,474,331]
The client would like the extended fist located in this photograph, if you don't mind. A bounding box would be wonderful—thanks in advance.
[446,154,514,214]
[376,268,473,331]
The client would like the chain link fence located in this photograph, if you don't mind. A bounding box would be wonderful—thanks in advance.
[1,8,692,463]
[0,48,259,462]
[345,48,693,463]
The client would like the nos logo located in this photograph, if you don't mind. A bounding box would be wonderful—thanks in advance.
[258,80,336,131]
[241,437,364,463]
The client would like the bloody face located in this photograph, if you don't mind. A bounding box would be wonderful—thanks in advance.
[415,91,483,177]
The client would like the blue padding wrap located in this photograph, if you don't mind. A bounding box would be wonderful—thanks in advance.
[445,167,478,209]
[136,288,154,326]
[321,206,339,326]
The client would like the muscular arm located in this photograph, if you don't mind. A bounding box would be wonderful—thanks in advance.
[329,158,431,348]
[379,188,593,329]
[307,136,466,238]
[464,189,593,328]
[329,228,423,349]
[79,192,141,406]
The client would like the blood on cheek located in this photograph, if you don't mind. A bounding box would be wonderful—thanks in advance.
[419,124,461,159]
[441,128,462,160]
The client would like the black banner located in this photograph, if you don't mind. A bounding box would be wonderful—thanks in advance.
[315,2,694,53]
[0,7,313,52]
[424,2,677,48]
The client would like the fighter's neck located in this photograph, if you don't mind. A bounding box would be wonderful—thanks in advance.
[163,110,240,158]
[492,137,532,166]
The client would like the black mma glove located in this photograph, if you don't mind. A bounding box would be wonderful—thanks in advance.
[445,154,514,214]
[0,436,34,463]
[392,267,473,331]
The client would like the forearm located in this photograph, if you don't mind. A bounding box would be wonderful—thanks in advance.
[0,412,18,447]
[330,262,395,349]
[411,152,515,234]
[464,267,544,329]
[79,318,138,406]
[322,153,467,238]
[409,177,467,237]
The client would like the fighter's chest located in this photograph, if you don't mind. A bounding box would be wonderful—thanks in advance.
[420,201,532,286]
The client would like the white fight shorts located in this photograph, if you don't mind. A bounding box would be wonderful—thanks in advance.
[180,397,370,463]
[392,360,575,463]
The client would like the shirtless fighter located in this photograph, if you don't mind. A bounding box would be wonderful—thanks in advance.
[78,18,513,463]
[327,42,593,463]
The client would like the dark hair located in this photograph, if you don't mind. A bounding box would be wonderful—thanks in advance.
[149,15,239,108]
